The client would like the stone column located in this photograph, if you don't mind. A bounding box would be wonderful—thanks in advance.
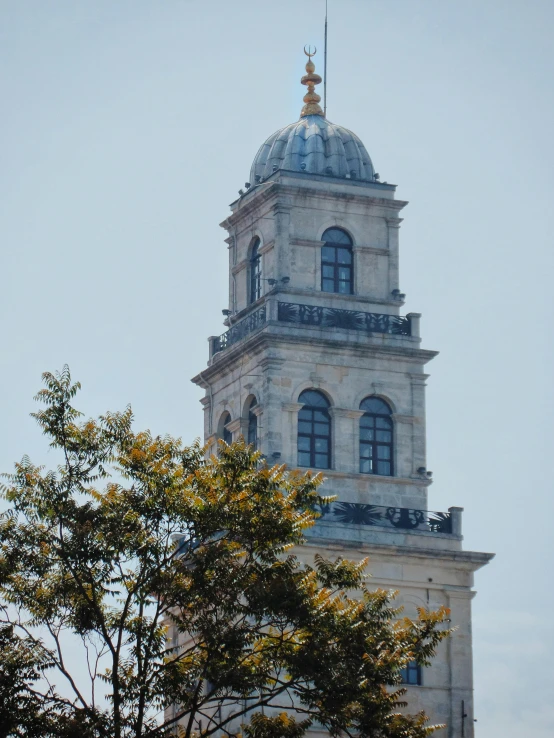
[274,204,291,283]
[281,402,303,468]
[408,373,429,473]
[329,408,365,474]
[386,217,403,294]
[391,413,416,479]
[448,507,464,537]
[406,312,421,339]
[445,589,477,738]
[205,433,218,457]
[251,404,264,453]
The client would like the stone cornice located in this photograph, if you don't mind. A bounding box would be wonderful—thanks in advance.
[275,183,407,213]
[290,239,389,256]
[278,287,405,308]
[192,328,438,386]
[226,418,243,434]
[221,184,280,228]
[258,240,275,255]
[231,261,247,275]
[392,413,419,424]
[352,245,389,256]
[301,537,495,570]
[329,408,365,419]
[289,238,325,248]
[282,402,303,412]
[308,468,432,487]
[222,180,408,230]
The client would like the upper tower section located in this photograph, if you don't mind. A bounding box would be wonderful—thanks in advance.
[218,48,410,341]
[250,49,375,184]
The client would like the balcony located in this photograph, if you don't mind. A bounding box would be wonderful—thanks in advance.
[212,305,266,354]
[211,300,415,356]
[313,502,460,536]
[277,302,411,336]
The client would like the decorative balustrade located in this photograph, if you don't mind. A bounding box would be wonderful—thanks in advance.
[212,300,411,356]
[314,501,453,534]
[277,302,411,336]
[213,305,266,354]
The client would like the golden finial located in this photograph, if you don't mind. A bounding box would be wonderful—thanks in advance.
[300,45,324,117]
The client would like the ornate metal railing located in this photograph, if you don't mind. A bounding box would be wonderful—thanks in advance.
[278,302,411,335]
[213,305,266,354]
[315,502,452,534]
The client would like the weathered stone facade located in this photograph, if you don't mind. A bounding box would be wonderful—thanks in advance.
[191,121,493,737]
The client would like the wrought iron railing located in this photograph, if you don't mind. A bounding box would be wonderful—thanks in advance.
[278,302,411,336]
[213,305,266,354]
[314,502,452,534]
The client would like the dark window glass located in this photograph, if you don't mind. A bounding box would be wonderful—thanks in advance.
[247,398,258,448]
[249,239,262,304]
[400,661,422,685]
[359,397,393,476]
[321,228,353,294]
[297,389,331,469]
[220,412,232,446]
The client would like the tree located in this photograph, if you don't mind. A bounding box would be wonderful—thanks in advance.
[0,368,450,738]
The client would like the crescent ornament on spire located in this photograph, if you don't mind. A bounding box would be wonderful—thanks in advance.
[300,45,324,118]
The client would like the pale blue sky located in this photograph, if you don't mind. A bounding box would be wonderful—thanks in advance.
[1,1,553,735]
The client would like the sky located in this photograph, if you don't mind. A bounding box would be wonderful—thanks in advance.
[1,0,553,735]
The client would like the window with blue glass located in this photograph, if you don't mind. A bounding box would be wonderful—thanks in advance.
[400,660,422,685]
[219,411,232,445]
[247,398,258,449]
[321,227,353,294]
[249,238,262,304]
[359,397,393,476]
[297,389,331,469]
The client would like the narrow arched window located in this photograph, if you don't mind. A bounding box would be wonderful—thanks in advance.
[297,390,331,469]
[321,228,353,294]
[359,397,393,476]
[247,398,258,449]
[219,411,232,445]
[249,238,262,304]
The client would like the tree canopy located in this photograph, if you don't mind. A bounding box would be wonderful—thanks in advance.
[0,368,450,738]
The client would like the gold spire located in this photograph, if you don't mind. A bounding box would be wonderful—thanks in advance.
[300,45,324,117]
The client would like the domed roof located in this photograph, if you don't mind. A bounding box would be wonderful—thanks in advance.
[250,114,375,183]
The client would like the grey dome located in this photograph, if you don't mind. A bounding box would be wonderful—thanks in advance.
[250,114,375,183]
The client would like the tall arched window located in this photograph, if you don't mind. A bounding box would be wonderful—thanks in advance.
[321,227,353,294]
[359,397,393,476]
[247,398,258,449]
[249,238,262,304]
[297,389,331,469]
[219,411,232,445]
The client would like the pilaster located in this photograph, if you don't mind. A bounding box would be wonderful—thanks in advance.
[386,217,403,294]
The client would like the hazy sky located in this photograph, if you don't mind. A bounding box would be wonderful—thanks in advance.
[1,1,553,735]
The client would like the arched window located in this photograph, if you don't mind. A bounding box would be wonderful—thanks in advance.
[219,411,232,445]
[249,238,262,304]
[247,398,258,449]
[297,389,331,469]
[359,397,393,476]
[321,228,353,294]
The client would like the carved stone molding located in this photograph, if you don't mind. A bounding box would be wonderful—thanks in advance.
[289,238,325,248]
[282,402,303,413]
[329,408,365,419]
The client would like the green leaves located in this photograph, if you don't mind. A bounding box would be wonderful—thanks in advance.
[0,368,451,738]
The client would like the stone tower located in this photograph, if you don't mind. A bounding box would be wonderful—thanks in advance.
[192,51,493,737]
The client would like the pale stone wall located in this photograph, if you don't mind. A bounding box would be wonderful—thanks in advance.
[190,168,493,738]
